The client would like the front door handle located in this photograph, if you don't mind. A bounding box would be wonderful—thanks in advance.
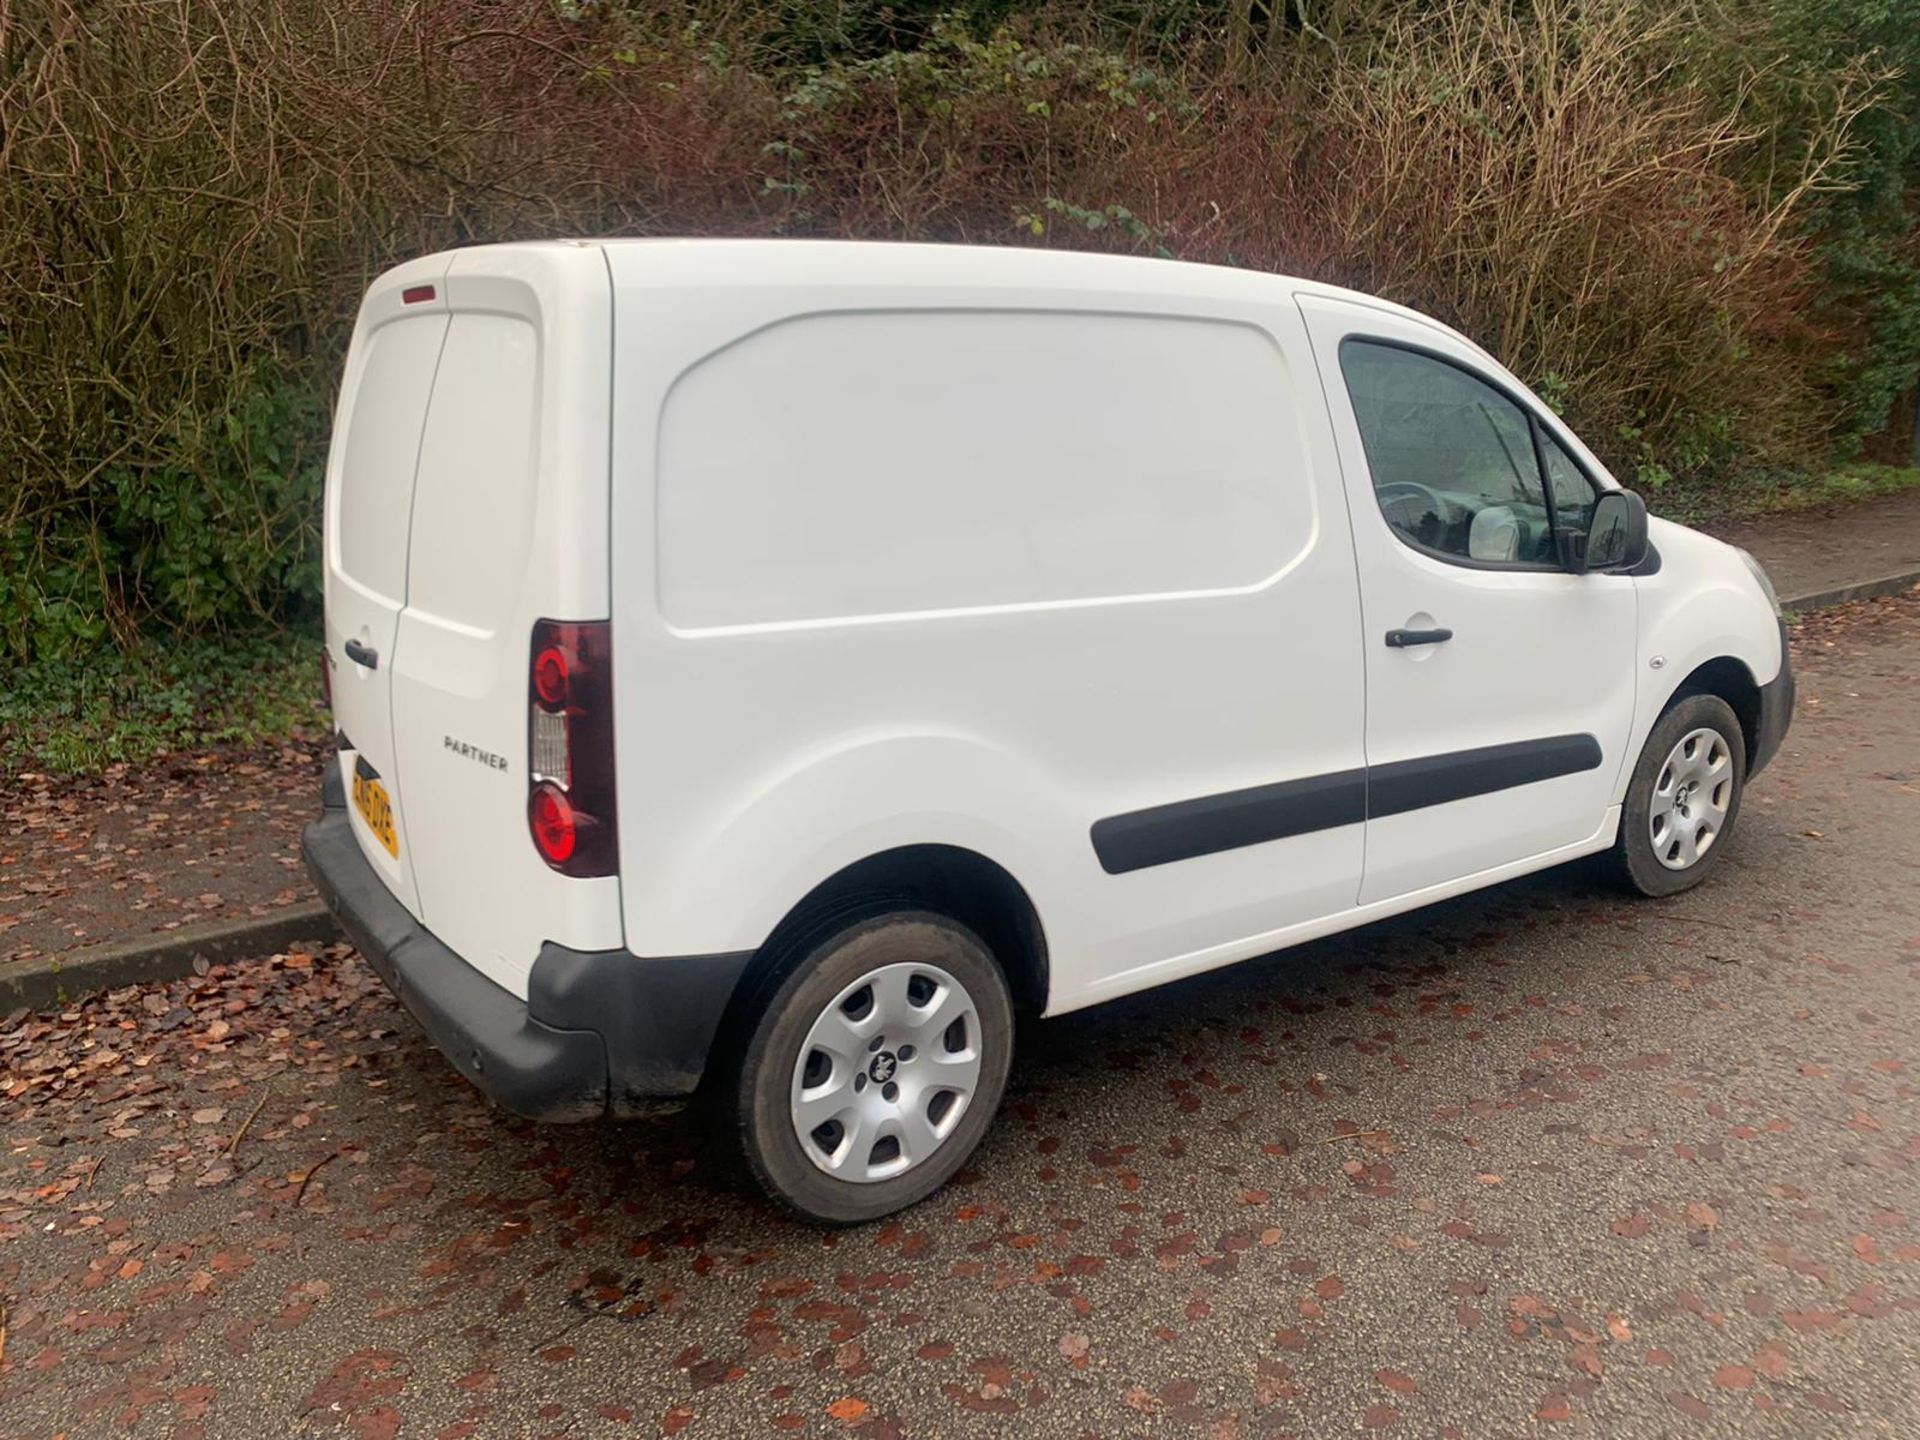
[344,638,379,670]
[1385,627,1453,648]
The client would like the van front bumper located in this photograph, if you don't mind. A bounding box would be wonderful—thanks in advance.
[1749,618,1795,778]
[302,799,751,1122]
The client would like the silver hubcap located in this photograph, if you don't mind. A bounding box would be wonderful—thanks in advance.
[790,962,982,1183]
[1648,727,1733,870]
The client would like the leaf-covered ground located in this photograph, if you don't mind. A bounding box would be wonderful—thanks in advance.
[2,594,1917,1438]
[1,735,326,966]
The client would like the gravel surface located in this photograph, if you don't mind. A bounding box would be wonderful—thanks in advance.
[2,595,1916,1439]
[0,737,327,967]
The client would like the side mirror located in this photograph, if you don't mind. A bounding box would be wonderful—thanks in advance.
[1579,490,1648,574]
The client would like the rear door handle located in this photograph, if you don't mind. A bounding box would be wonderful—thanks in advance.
[344,638,379,670]
[1385,627,1453,648]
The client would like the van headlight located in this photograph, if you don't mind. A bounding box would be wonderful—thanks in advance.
[1735,547,1780,616]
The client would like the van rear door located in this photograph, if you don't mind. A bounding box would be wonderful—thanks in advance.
[385,245,622,997]
[323,256,453,914]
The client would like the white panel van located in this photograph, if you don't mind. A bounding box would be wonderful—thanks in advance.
[304,240,1793,1222]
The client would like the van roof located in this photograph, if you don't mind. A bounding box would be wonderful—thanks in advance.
[447,238,1492,362]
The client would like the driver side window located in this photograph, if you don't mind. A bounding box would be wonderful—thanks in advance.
[1338,340,1560,568]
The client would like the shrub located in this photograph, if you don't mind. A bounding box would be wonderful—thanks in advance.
[1713,0,1920,457]
[1282,0,1880,486]
[0,630,325,777]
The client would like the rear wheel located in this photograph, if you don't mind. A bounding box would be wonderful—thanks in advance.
[1608,693,1746,898]
[729,911,1013,1224]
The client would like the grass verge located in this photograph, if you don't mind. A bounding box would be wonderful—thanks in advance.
[1658,462,1920,527]
[1,630,325,778]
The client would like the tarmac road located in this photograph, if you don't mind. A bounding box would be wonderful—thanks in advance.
[4,593,1917,1439]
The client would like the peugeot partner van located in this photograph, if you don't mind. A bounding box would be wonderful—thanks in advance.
[303,240,1792,1222]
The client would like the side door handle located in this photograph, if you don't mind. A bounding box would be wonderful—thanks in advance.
[344,638,379,670]
[1385,627,1453,648]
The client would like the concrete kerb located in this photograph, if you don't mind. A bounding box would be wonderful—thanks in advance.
[1778,570,1920,616]
[4,901,339,1014]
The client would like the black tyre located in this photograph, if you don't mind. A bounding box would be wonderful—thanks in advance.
[1608,692,1747,898]
[727,910,1014,1224]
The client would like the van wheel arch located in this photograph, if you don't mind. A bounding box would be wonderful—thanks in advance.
[706,845,1049,1085]
[1665,655,1760,763]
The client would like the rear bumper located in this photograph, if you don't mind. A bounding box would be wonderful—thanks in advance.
[302,798,750,1121]
[1749,619,1795,778]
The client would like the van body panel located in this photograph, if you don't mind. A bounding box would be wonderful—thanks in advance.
[606,243,1369,1000]
[655,309,1311,628]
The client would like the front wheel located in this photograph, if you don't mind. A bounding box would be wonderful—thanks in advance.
[1608,692,1747,898]
[729,910,1014,1224]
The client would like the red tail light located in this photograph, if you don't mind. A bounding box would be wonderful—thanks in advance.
[527,620,616,876]
[528,783,577,864]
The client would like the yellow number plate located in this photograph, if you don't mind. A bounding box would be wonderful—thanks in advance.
[352,771,399,858]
